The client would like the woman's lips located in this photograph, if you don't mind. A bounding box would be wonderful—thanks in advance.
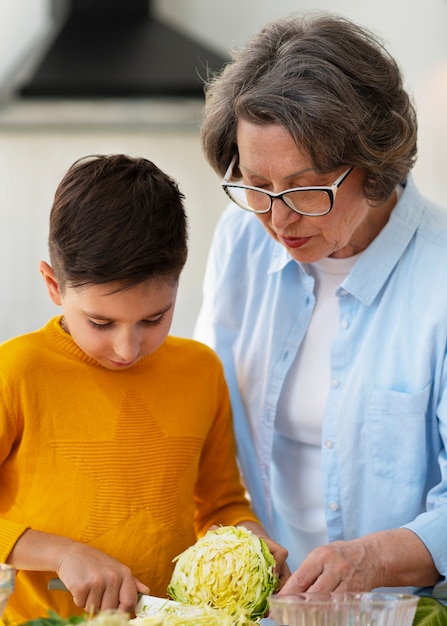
[279,235,312,249]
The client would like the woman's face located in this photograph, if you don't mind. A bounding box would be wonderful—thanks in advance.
[235,120,395,261]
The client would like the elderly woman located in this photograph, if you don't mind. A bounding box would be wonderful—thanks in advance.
[195,13,447,597]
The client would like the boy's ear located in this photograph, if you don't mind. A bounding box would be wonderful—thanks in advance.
[39,261,62,306]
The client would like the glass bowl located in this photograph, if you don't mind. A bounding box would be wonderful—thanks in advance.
[268,591,419,626]
[0,564,15,617]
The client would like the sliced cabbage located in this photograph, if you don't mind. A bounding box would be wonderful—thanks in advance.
[167,526,278,620]
[132,603,257,625]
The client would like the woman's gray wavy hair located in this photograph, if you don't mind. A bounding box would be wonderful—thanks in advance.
[201,13,417,204]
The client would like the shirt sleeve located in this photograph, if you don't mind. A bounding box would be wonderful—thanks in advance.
[402,349,447,596]
[192,358,259,535]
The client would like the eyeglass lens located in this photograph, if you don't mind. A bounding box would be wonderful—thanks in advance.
[226,186,332,215]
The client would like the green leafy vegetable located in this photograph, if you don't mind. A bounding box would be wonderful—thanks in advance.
[167,526,278,621]
[18,610,87,626]
[412,597,447,626]
[18,609,127,626]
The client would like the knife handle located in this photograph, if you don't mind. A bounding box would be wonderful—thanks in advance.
[48,578,68,591]
[48,578,142,603]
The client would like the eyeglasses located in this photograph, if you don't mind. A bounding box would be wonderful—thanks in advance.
[221,155,353,217]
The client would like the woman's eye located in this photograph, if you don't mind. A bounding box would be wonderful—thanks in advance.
[247,180,270,190]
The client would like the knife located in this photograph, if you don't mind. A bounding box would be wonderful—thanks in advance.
[48,578,69,591]
[48,578,147,603]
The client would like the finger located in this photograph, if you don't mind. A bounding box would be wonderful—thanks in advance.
[97,580,122,611]
[135,578,150,595]
[72,585,105,614]
[70,585,91,612]
[117,577,141,614]
[305,569,341,593]
[279,563,323,595]
[275,563,292,591]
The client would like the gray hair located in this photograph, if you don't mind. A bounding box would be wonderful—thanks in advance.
[201,13,417,203]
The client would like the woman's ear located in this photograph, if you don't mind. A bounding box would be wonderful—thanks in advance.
[39,261,63,306]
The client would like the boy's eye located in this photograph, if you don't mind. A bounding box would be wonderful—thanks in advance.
[89,320,112,331]
[88,316,164,330]
[142,315,164,326]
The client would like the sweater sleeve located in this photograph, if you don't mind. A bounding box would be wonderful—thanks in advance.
[0,363,30,561]
[192,359,259,535]
[0,519,29,563]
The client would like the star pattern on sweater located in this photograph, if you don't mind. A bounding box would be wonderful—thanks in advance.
[49,388,203,542]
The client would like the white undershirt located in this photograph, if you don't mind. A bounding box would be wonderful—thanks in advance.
[271,253,359,570]
[271,187,403,569]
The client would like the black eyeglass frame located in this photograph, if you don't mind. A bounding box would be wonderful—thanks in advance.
[221,155,354,217]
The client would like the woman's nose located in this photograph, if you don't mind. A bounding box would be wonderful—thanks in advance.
[270,197,302,230]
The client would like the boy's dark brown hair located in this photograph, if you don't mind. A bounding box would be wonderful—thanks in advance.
[48,154,188,292]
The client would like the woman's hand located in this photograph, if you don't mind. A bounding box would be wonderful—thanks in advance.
[279,537,379,594]
[279,528,440,595]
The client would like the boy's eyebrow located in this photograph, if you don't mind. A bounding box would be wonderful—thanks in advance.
[85,302,174,321]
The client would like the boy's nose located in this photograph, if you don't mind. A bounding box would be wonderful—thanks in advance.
[113,330,140,362]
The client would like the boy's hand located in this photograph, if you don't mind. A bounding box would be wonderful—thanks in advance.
[7,528,150,614]
[56,543,150,613]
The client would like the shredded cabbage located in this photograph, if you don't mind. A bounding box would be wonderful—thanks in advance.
[167,526,278,621]
[132,603,257,625]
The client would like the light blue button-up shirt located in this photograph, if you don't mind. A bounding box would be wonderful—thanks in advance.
[195,176,447,596]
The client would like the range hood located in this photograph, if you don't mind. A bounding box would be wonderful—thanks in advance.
[18,0,228,99]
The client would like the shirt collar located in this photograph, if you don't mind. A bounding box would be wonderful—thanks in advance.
[268,175,424,304]
[342,175,423,304]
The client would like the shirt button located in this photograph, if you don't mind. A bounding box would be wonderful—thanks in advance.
[329,502,340,511]
[331,378,340,388]
[325,440,334,449]
[341,319,349,329]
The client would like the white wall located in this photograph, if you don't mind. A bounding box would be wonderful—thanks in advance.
[0,0,50,89]
[0,1,446,342]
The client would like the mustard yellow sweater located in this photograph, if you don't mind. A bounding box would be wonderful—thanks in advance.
[0,317,257,623]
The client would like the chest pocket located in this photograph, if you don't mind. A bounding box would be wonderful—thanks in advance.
[368,383,431,484]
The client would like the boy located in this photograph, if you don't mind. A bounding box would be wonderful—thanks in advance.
[0,155,287,623]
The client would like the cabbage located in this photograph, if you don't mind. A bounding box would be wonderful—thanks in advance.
[167,526,278,620]
[413,597,447,626]
[132,603,257,625]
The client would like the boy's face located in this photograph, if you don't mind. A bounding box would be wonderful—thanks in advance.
[40,262,178,371]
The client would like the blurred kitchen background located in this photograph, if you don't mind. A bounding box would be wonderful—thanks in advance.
[0,0,446,341]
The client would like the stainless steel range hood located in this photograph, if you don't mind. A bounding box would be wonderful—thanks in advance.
[18,0,228,99]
